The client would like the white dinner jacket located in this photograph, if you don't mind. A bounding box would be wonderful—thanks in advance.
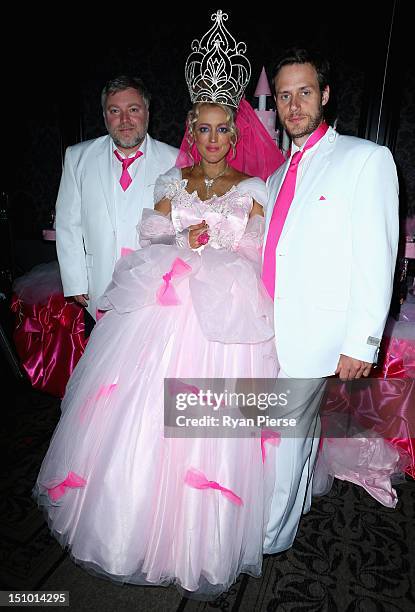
[55,134,178,319]
[264,126,399,377]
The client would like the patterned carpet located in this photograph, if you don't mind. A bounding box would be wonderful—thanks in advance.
[1,374,414,611]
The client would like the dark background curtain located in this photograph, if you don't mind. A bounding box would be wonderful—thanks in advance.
[2,1,412,268]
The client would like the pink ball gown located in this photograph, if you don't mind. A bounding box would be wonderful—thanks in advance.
[33,169,279,599]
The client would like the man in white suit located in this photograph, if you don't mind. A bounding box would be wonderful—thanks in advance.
[262,49,399,554]
[56,76,178,322]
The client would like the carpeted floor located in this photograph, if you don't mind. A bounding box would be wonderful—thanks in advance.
[1,369,414,611]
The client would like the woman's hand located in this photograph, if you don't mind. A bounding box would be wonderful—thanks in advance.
[188,221,209,249]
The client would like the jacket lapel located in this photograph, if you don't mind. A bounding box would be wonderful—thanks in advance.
[135,135,151,211]
[278,129,335,244]
[97,136,116,232]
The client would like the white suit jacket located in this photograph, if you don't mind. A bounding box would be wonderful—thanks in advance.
[265,126,399,378]
[55,134,178,319]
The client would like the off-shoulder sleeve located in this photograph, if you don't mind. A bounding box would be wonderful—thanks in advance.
[154,167,182,205]
[235,177,268,208]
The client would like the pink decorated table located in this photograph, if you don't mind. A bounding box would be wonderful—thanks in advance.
[316,305,415,507]
[11,260,87,398]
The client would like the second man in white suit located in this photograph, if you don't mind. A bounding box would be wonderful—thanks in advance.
[262,49,399,554]
[56,76,178,321]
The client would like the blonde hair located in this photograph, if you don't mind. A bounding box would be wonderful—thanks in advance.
[186,102,238,162]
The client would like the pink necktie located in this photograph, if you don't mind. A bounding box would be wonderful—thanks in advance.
[262,122,329,298]
[114,149,143,191]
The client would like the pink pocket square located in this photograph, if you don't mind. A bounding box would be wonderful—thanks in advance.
[319,195,327,201]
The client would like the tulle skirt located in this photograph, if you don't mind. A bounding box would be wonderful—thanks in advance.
[33,244,279,598]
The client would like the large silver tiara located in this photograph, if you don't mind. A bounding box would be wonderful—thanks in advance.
[185,10,251,109]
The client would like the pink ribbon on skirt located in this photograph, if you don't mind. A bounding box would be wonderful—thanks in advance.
[47,471,87,501]
[261,429,281,463]
[156,258,192,306]
[185,468,243,506]
[79,383,118,423]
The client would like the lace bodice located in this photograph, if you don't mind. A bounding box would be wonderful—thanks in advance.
[154,168,267,251]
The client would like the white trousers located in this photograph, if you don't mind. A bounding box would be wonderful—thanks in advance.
[263,369,326,554]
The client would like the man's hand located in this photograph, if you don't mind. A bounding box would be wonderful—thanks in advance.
[71,294,89,307]
[335,354,372,380]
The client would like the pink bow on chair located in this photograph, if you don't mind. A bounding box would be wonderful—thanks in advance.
[156,258,191,306]
[47,471,87,502]
[185,468,243,506]
[261,430,281,463]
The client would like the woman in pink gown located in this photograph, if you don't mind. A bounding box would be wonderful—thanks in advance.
[33,10,286,595]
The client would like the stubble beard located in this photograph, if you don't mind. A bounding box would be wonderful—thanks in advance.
[108,117,149,151]
[284,103,324,141]
[111,129,146,150]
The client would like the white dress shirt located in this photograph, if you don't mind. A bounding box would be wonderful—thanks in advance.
[111,137,147,256]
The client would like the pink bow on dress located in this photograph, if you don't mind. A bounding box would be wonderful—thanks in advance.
[47,471,87,502]
[185,468,243,506]
[156,258,192,306]
[261,429,281,463]
[121,247,135,258]
[79,383,118,423]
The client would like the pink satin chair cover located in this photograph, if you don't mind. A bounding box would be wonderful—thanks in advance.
[321,332,415,480]
[11,293,87,398]
[373,333,415,477]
